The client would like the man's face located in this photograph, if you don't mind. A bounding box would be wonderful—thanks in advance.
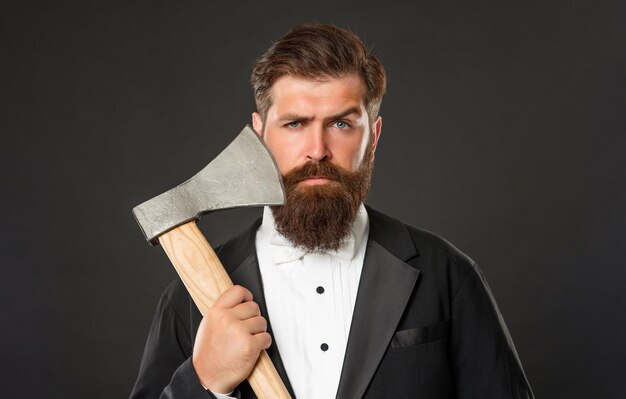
[252,74,381,180]
[251,74,382,251]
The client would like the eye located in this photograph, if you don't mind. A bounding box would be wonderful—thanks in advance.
[286,121,302,128]
[333,120,351,129]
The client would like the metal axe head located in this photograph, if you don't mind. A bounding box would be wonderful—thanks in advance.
[133,125,285,244]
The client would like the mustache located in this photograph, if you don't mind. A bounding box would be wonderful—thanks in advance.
[282,161,354,185]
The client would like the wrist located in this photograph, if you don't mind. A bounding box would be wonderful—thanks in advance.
[192,359,236,394]
[203,380,236,396]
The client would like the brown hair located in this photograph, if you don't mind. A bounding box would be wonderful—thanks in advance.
[251,24,387,125]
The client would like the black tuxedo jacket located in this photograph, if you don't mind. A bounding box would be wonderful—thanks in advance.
[130,207,534,399]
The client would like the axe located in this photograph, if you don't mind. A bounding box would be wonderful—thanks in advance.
[133,125,291,398]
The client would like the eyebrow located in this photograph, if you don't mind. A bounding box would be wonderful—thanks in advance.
[277,114,313,124]
[277,106,362,124]
[325,107,361,122]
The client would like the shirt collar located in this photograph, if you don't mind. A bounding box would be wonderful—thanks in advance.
[260,204,369,264]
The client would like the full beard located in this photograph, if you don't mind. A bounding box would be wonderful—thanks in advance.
[271,149,374,252]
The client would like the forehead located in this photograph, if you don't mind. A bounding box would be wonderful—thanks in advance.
[267,74,367,116]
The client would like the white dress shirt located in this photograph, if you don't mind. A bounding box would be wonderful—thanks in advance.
[211,204,369,399]
[255,204,369,399]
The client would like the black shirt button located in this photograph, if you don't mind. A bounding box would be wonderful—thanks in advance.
[320,343,329,351]
[316,286,325,294]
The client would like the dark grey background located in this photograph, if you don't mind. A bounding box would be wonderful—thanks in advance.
[1,1,624,398]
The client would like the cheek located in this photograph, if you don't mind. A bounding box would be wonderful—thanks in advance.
[265,140,293,175]
[347,136,371,170]
[276,159,292,176]
[333,145,363,171]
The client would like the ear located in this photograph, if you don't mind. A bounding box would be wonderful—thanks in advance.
[252,112,263,136]
[370,116,382,154]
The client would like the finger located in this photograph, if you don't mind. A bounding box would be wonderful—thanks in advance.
[214,285,253,309]
[253,332,272,350]
[241,316,267,334]
[231,301,261,320]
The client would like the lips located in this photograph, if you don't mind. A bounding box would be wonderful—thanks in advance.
[298,176,333,186]
[301,175,329,181]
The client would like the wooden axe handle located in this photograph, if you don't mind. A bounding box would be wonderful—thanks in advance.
[158,221,291,399]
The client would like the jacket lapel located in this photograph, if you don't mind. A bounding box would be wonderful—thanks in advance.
[216,220,297,398]
[335,208,420,399]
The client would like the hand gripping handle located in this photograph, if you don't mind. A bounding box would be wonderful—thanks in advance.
[158,221,292,399]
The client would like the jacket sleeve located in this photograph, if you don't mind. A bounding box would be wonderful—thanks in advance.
[129,291,216,399]
[450,263,535,399]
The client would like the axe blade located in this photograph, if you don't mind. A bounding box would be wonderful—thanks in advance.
[133,125,285,244]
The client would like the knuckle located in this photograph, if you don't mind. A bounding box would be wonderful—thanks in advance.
[227,285,239,297]
[258,316,267,330]
[233,285,245,294]
[238,285,252,299]
[262,332,272,348]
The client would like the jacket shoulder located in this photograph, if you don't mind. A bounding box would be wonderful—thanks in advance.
[367,206,478,292]
[368,207,475,266]
[407,224,476,268]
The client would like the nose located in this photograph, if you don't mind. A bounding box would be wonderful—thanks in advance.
[305,125,329,162]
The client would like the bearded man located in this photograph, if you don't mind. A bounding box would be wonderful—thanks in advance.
[130,24,534,399]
